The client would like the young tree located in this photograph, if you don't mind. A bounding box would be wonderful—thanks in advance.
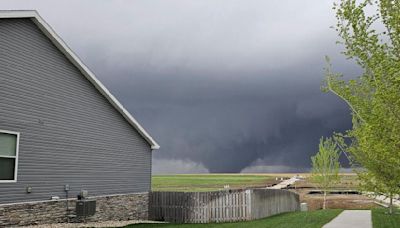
[324,0,400,214]
[311,137,341,210]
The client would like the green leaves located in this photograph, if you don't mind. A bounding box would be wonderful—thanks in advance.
[311,137,341,191]
[311,137,341,209]
[326,0,400,213]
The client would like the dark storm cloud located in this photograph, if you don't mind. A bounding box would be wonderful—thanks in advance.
[109,64,356,173]
[0,0,361,173]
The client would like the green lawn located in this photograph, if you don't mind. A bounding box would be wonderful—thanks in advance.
[152,174,276,192]
[372,208,400,228]
[125,209,343,228]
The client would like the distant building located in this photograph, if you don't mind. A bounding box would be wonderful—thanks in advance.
[0,10,159,226]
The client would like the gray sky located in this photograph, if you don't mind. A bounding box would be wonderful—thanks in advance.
[1,0,361,173]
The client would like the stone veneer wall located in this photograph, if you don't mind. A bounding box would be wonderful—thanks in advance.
[0,192,149,227]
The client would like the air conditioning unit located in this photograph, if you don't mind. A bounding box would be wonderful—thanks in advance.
[76,199,96,217]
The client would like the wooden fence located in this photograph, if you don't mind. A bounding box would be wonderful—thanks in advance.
[250,189,300,220]
[149,189,299,223]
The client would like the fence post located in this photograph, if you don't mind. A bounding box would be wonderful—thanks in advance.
[245,189,252,220]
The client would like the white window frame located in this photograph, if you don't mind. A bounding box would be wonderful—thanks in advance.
[0,130,20,183]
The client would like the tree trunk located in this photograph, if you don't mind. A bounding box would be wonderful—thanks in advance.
[389,193,393,215]
[323,191,327,210]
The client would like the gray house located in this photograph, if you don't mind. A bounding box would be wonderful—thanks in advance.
[0,10,159,226]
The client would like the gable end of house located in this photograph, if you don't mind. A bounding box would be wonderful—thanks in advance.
[0,10,160,150]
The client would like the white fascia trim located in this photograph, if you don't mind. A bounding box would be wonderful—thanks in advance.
[0,10,160,149]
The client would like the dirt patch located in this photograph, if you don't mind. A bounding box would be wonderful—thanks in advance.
[303,194,376,210]
[286,174,376,211]
[294,189,377,210]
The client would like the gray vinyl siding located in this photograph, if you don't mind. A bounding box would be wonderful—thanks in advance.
[0,18,152,204]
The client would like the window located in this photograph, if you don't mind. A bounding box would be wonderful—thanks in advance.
[0,130,19,182]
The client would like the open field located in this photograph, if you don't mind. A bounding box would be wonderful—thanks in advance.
[152,174,282,192]
[126,209,343,228]
[152,173,359,192]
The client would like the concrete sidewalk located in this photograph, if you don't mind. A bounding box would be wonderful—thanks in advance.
[267,176,300,189]
[323,210,372,228]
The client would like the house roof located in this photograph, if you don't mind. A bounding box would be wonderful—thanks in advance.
[0,10,160,150]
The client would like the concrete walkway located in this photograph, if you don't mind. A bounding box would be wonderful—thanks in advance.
[323,210,372,228]
[373,194,400,207]
[267,176,300,189]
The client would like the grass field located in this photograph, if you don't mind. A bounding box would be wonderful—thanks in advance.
[372,208,400,228]
[152,174,279,192]
[151,173,359,192]
[125,209,343,228]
